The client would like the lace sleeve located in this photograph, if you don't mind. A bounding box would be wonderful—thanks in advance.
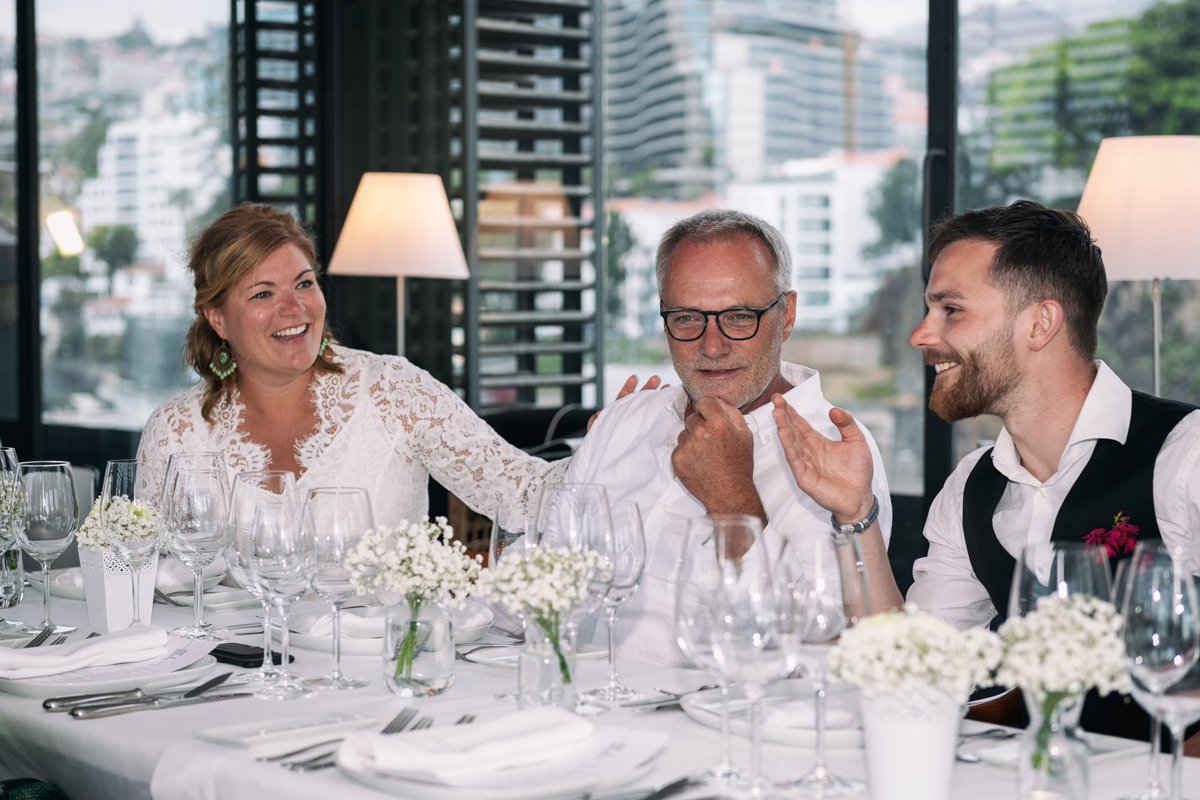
[135,401,183,501]
[373,358,569,531]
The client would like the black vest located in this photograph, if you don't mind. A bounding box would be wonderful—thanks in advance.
[962,389,1197,741]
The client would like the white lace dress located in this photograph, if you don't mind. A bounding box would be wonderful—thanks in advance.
[135,346,567,529]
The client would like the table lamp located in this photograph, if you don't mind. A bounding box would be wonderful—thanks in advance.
[1077,136,1200,396]
[327,172,469,355]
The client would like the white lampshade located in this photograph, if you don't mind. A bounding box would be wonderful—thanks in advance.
[1077,136,1200,281]
[328,172,469,280]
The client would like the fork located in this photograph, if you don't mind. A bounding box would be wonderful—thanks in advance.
[276,707,419,769]
[48,635,68,646]
[153,588,187,607]
[455,714,476,725]
[22,628,54,649]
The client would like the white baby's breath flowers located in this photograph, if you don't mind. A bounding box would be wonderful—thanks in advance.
[0,481,18,530]
[344,516,481,609]
[996,593,1130,702]
[830,605,1001,704]
[473,545,603,620]
[76,495,159,550]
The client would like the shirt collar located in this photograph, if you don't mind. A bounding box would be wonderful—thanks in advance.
[991,360,1130,476]
[665,361,823,425]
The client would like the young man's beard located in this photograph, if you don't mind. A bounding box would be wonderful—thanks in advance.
[927,331,1019,422]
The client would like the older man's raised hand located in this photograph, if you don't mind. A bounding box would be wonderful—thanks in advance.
[672,396,767,523]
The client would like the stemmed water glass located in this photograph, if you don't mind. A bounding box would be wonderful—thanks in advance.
[227,470,298,684]
[1009,541,1112,617]
[247,498,315,700]
[0,448,24,632]
[304,486,374,690]
[162,467,232,640]
[775,530,870,796]
[581,500,646,703]
[677,514,788,798]
[1121,542,1200,800]
[13,461,78,634]
[99,459,163,628]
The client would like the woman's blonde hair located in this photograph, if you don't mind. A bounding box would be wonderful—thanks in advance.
[184,203,341,422]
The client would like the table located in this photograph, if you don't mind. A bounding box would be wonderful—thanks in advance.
[0,596,1188,800]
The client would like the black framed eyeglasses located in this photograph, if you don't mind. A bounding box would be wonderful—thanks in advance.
[660,291,788,342]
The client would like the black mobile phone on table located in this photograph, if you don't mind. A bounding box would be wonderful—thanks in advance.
[211,642,292,667]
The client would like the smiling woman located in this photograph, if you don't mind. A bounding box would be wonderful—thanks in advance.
[135,204,567,531]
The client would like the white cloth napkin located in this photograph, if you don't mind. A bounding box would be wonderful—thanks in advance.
[0,625,169,680]
[156,554,226,591]
[362,707,594,784]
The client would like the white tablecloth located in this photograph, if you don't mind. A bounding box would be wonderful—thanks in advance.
[0,596,1187,800]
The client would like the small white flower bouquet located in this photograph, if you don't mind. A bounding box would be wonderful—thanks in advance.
[344,516,481,609]
[76,495,160,551]
[474,546,605,684]
[830,605,1001,705]
[0,480,19,530]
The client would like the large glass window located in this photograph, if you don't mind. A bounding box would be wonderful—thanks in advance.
[602,0,929,496]
[0,6,16,424]
[953,0,1193,460]
[37,2,228,431]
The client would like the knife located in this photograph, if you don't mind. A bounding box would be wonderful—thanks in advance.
[47,671,233,713]
[69,690,253,719]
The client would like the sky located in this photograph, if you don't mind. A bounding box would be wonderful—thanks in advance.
[33,2,226,43]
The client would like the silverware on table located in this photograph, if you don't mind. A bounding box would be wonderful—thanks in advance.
[70,690,252,719]
[22,629,54,648]
[45,671,234,713]
[153,588,187,607]
[278,706,420,771]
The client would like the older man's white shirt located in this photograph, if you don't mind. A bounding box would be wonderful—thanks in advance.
[564,361,892,667]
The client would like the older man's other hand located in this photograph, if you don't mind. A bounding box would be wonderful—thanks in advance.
[672,397,765,522]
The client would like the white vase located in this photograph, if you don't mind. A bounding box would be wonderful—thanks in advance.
[79,546,157,632]
[860,690,961,800]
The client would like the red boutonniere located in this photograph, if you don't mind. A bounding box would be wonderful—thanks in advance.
[1082,511,1139,558]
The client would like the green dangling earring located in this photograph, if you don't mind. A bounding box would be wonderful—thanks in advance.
[317,333,331,359]
[209,341,237,380]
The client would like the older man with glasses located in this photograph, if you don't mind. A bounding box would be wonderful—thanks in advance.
[564,208,895,666]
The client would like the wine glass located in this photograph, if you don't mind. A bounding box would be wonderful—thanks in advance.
[99,459,163,628]
[304,486,374,690]
[13,461,78,634]
[161,452,225,500]
[775,531,869,796]
[534,483,615,616]
[581,501,646,703]
[162,467,232,640]
[1009,541,1112,618]
[247,498,315,700]
[677,515,788,798]
[227,470,297,684]
[1121,542,1200,800]
[0,448,24,632]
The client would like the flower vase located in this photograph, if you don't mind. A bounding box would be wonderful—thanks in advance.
[383,600,454,697]
[860,689,961,800]
[1018,692,1088,800]
[518,612,577,710]
[79,546,156,633]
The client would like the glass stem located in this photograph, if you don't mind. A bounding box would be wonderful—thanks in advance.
[191,570,205,630]
[1148,713,1164,793]
[748,687,765,796]
[259,602,275,675]
[129,559,142,627]
[277,602,291,682]
[604,604,619,688]
[40,562,52,629]
[1169,722,1185,800]
[330,601,343,680]
[717,681,735,773]
[812,671,829,773]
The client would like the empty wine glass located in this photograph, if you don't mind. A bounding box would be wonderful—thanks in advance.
[227,470,297,685]
[99,459,163,628]
[162,467,232,640]
[304,486,374,690]
[582,501,646,703]
[0,448,24,633]
[14,461,78,634]
[1009,541,1112,619]
[247,498,315,700]
[1121,542,1200,800]
[775,530,870,797]
[534,483,615,616]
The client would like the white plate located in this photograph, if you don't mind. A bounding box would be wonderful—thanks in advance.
[461,643,607,668]
[165,584,258,612]
[0,654,218,698]
[155,573,228,598]
[967,734,1143,767]
[28,569,226,602]
[680,680,863,749]
[276,602,496,656]
[337,726,665,800]
[197,713,377,746]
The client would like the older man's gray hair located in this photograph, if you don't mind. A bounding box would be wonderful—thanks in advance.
[654,209,793,295]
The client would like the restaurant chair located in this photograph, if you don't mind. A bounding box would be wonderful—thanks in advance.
[0,779,70,800]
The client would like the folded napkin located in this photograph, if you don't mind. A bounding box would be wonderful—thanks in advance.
[156,555,226,591]
[363,707,594,783]
[0,625,169,680]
